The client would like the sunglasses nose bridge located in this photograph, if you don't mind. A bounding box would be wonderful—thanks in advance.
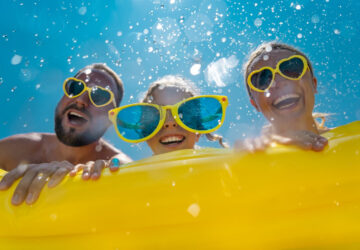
[163,109,177,128]
[73,88,91,107]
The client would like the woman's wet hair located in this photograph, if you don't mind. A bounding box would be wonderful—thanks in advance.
[143,75,228,148]
[76,63,124,106]
[243,42,315,100]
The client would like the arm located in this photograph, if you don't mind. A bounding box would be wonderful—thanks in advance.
[0,133,43,171]
[235,130,328,152]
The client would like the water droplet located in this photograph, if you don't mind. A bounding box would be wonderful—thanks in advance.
[311,15,320,24]
[295,4,301,10]
[334,29,340,35]
[50,213,57,221]
[263,55,269,61]
[148,47,154,52]
[117,31,122,37]
[254,18,262,27]
[187,203,200,218]
[190,63,201,75]
[11,54,22,65]
[78,6,87,15]
[172,181,176,187]
[297,33,303,39]
[265,44,272,52]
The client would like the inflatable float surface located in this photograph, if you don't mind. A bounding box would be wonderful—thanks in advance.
[0,121,360,249]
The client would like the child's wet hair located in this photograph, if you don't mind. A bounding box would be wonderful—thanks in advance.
[243,42,315,100]
[143,75,228,148]
[142,75,199,103]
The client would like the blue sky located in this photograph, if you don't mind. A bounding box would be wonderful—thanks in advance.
[0,0,359,160]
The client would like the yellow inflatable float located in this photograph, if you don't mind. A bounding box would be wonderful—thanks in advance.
[0,121,360,249]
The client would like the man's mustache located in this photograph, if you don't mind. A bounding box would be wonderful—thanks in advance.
[62,103,92,119]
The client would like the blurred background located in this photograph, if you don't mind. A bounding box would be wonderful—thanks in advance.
[0,0,359,160]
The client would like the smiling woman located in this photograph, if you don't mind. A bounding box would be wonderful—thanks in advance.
[242,42,329,150]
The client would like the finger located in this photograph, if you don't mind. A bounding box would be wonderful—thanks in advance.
[91,160,106,180]
[0,164,30,190]
[11,168,40,205]
[109,158,121,172]
[312,136,328,152]
[25,170,55,205]
[82,162,94,180]
[69,164,85,177]
[48,167,71,188]
[253,137,266,151]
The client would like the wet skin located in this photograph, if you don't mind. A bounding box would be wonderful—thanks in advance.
[55,68,120,146]
[146,86,200,155]
[248,49,319,135]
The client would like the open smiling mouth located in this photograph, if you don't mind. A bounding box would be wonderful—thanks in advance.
[272,94,301,110]
[159,135,185,145]
[67,111,88,126]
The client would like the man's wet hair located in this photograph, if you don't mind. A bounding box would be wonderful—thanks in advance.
[75,63,124,106]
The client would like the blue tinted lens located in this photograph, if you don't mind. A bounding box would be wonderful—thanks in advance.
[90,87,111,106]
[178,97,223,131]
[279,57,304,78]
[116,105,160,140]
[65,79,84,96]
[251,69,272,90]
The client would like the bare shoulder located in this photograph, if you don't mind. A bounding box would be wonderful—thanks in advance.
[0,132,56,171]
[99,139,132,163]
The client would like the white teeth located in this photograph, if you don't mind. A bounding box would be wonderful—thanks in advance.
[69,111,86,119]
[161,136,184,143]
[273,94,300,106]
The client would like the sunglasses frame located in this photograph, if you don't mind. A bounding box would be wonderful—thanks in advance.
[247,55,309,92]
[108,95,228,143]
[63,77,116,107]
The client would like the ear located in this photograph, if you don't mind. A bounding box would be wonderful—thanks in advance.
[250,98,260,112]
[313,77,318,93]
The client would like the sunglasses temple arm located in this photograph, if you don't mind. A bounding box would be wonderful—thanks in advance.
[112,99,117,108]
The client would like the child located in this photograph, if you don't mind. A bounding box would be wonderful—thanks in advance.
[108,75,228,167]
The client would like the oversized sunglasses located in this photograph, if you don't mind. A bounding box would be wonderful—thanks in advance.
[247,55,309,92]
[63,77,116,107]
[108,95,228,143]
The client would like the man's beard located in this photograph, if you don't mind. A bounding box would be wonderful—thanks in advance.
[54,105,108,147]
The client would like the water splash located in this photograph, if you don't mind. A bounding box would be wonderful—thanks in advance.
[205,55,239,87]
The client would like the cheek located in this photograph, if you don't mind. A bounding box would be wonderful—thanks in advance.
[185,132,198,147]
[146,134,159,150]
[253,93,271,111]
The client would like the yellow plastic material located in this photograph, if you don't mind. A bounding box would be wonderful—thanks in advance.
[0,121,359,249]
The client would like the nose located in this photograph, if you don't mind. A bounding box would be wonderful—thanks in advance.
[163,110,177,129]
[271,73,286,89]
[74,91,90,108]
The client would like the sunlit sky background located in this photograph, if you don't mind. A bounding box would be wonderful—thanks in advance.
[0,0,359,160]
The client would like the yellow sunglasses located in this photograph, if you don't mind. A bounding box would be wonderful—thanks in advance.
[108,95,228,143]
[63,77,116,107]
[247,55,309,92]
